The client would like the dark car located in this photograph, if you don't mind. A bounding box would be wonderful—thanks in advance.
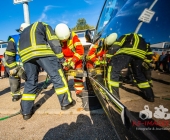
[86,0,170,140]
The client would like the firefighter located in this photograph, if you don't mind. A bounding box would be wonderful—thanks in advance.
[4,24,28,102]
[18,22,75,120]
[106,33,155,102]
[86,32,118,76]
[55,23,84,96]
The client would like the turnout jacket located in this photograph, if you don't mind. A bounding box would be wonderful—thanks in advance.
[106,33,153,61]
[18,22,64,63]
[61,31,84,63]
[86,39,106,62]
[5,34,21,69]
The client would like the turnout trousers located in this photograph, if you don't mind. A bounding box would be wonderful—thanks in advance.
[21,56,72,115]
[107,54,154,100]
[6,67,22,98]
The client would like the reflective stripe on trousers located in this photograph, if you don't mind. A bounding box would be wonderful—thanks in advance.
[21,56,72,114]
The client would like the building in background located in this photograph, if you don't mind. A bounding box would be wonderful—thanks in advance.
[151,42,170,54]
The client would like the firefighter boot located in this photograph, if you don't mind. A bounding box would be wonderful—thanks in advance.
[141,88,155,102]
[61,100,76,110]
[21,107,34,120]
[12,95,22,102]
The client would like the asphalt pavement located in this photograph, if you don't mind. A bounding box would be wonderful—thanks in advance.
[0,71,120,140]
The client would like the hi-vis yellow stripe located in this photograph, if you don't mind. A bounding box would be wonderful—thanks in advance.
[138,82,150,88]
[5,62,17,68]
[55,69,72,102]
[74,53,83,59]
[21,50,55,62]
[116,48,146,59]
[22,94,36,101]
[46,26,58,40]
[30,22,38,46]
[5,51,15,56]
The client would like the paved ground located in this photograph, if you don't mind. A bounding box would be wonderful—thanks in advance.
[0,72,119,140]
[0,70,170,140]
[119,71,170,140]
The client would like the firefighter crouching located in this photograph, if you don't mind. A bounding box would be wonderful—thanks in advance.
[55,23,85,96]
[106,33,155,102]
[85,30,116,76]
[5,25,27,102]
[18,22,75,120]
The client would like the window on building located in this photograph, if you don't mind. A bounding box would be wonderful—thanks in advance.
[1,43,7,48]
[77,33,85,38]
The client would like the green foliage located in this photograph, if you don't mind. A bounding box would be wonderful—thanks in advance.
[72,18,95,31]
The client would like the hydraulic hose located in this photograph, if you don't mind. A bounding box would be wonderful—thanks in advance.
[0,75,49,121]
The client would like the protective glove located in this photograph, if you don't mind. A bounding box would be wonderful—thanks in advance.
[100,60,107,66]
[62,58,75,70]
[17,67,27,80]
[149,63,156,69]
[9,66,20,76]
[94,60,100,67]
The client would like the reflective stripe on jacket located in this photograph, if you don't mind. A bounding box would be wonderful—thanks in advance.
[5,34,21,69]
[61,31,84,63]
[18,22,64,63]
[108,33,149,60]
[86,39,106,62]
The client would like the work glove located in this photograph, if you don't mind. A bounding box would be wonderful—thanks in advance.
[17,67,27,80]
[100,60,107,66]
[94,60,100,67]
[62,58,75,70]
[9,66,20,76]
[149,63,156,69]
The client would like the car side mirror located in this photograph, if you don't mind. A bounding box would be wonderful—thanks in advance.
[85,29,93,43]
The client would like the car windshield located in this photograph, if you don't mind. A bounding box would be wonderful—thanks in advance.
[96,0,170,45]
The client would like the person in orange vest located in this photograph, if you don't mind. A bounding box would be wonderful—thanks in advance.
[55,23,84,96]
[86,32,118,75]
[152,52,160,71]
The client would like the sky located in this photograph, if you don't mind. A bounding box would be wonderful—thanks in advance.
[0,0,105,41]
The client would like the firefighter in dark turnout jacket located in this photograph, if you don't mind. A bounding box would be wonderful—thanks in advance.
[106,33,155,102]
[5,30,27,102]
[18,22,75,120]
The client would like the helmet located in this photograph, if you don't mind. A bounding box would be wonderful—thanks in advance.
[16,23,30,32]
[104,33,118,45]
[138,34,142,37]
[55,23,70,40]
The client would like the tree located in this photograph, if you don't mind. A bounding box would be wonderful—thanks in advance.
[72,18,95,31]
